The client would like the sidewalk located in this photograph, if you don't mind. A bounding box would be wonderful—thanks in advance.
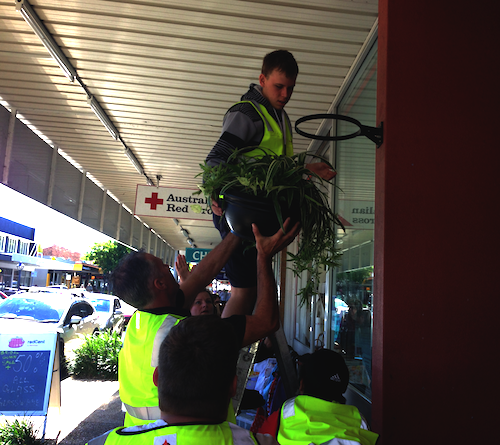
[43,377,124,444]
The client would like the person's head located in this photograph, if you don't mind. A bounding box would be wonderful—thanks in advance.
[299,349,349,404]
[190,289,215,316]
[156,316,240,421]
[110,250,177,309]
[348,298,362,312]
[259,50,298,110]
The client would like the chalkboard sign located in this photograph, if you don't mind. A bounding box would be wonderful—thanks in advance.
[0,331,57,416]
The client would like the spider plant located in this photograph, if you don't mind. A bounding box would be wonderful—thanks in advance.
[0,418,44,445]
[195,148,343,304]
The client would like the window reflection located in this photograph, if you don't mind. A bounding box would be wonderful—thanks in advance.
[333,267,373,397]
[330,41,377,400]
[292,40,378,401]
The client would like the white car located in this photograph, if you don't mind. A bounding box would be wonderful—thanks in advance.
[118,299,137,328]
[85,293,126,335]
[0,292,101,372]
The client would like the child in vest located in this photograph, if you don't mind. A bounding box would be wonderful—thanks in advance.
[258,348,379,445]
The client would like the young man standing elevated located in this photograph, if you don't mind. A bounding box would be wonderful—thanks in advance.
[206,50,335,317]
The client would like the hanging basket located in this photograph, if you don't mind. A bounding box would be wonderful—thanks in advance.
[195,149,343,303]
[221,190,299,240]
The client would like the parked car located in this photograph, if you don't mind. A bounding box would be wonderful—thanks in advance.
[0,292,101,372]
[23,286,69,294]
[86,293,126,335]
[118,299,137,327]
[47,284,69,290]
[2,286,29,296]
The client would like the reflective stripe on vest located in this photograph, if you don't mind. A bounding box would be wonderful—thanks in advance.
[278,396,379,445]
[233,101,293,158]
[118,311,184,424]
[122,404,161,422]
[98,421,258,445]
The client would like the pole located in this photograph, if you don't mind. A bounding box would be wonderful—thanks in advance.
[2,108,17,185]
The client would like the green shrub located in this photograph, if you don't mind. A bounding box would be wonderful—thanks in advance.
[70,331,122,380]
[0,418,44,445]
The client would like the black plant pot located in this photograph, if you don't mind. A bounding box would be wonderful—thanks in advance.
[222,190,299,240]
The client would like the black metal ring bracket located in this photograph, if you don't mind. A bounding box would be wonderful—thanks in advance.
[295,113,383,147]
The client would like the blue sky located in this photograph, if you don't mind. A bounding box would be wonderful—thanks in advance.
[0,184,112,255]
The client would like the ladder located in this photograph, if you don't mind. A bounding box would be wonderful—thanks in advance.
[232,325,298,416]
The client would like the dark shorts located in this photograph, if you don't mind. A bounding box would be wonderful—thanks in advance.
[213,213,257,288]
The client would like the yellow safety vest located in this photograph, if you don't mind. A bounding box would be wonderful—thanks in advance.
[119,311,185,426]
[119,311,238,427]
[90,421,259,445]
[235,101,293,158]
[277,396,379,445]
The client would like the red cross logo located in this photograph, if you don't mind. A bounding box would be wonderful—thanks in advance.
[145,192,163,210]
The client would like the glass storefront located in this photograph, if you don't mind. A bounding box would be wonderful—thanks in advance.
[0,268,31,289]
[292,38,377,402]
[0,267,13,289]
[330,41,377,400]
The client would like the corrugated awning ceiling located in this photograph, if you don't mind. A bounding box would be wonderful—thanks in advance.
[0,0,378,250]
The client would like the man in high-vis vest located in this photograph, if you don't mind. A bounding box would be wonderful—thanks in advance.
[205,50,336,318]
[112,219,299,426]
[87,315,278,445]
[258,349,379,445]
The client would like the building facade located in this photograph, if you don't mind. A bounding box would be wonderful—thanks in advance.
[0,216,39,290]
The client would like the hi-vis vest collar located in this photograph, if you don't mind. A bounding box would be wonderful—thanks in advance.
[87,420,258,445]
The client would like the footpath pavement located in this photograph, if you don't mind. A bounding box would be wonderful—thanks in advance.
[40,377,124,444]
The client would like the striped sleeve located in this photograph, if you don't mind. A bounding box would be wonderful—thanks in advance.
[206,104,264,167]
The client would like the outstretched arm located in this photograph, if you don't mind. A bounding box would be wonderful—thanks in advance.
[175,255,190,283]
[241,218,300,346]
[180,233,240,310]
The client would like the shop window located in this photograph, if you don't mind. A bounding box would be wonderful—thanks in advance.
[7,237,17,253]
[19,270,31,287]
[292,137,331,353]
[0,234,6,252]
[330,41,378,400]
[291,39,378,388]
[0,268,13,289]
[18,240,29,255]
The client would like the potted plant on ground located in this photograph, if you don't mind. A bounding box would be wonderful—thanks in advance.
[194,148,343,304]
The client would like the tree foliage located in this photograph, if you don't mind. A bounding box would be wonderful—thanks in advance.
[83,241,131,274]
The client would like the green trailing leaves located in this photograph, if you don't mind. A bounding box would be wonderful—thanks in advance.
[195,148,343,304]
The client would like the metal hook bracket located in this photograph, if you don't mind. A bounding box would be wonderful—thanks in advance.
[295,114,383,147]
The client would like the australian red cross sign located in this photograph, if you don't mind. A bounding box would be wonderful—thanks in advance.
[134,185,213,221]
